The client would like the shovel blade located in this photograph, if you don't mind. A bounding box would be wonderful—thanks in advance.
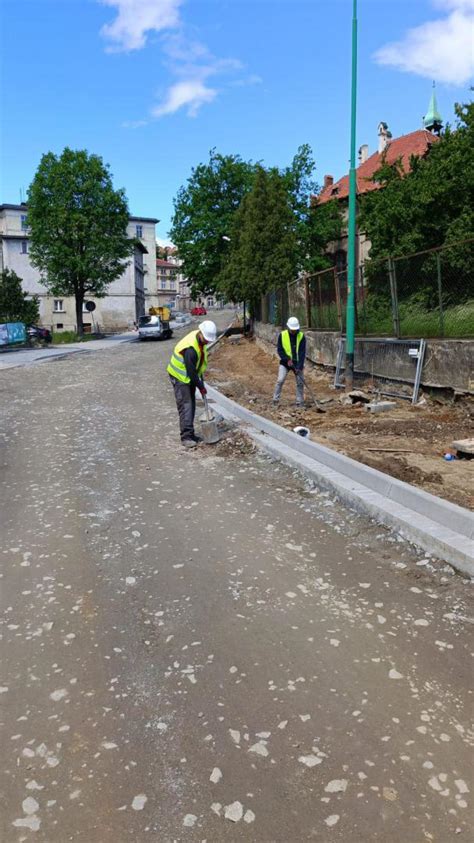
[201,420,220,444]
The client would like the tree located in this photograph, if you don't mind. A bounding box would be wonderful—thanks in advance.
[282,144,319,272]
[306,199,344,274]
[219,166,298,313]
[0,269,39,324]
[27,148,134,335]
[169,150,256,297]
[359,101,474,300]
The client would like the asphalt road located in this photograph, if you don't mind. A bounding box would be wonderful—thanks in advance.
[1,312,473,842]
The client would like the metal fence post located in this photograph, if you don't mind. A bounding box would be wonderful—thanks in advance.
[387,258,401,338]
[436,252,445,338]
[334,269,343,332]
[304,275,311,329]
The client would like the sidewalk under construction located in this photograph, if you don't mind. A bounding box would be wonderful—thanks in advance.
[208,335,474,511]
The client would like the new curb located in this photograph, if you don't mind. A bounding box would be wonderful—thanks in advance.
[206,385,474,576]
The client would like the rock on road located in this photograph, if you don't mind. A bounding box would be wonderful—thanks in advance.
[1,314,472,842]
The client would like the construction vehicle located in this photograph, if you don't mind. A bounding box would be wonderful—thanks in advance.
[138,306,173,341]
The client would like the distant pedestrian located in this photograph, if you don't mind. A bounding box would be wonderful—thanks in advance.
[273,317,306,407]
[167,320,217,448]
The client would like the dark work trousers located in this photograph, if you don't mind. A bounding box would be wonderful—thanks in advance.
[170,376,196,442]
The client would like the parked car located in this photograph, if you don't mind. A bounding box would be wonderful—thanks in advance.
[191,306,207,316]
[137,314,173,341]
[27,325,52,344]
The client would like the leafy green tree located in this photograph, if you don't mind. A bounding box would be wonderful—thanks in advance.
[219,166,298,313]
[359,102,474,301]
[283,144,343,274]
[0,269,40,324]
[306,199,344,273]
[27,148,133,335]
[169,149,256,297]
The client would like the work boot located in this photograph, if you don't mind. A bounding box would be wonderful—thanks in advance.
[182,439,197,449]
[192,433,204,443]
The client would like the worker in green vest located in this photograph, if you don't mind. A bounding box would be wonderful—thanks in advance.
[167,320,217,448]
[273,317,306,406]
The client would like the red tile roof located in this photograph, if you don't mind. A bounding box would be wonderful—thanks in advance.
[156,258,178,268]
[318,129,439,204]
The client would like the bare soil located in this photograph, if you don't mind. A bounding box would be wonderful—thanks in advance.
[208,336,474,510]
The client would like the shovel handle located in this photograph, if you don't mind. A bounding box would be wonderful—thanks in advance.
[203,394,211,421]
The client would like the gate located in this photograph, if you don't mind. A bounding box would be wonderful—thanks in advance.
[334,337,426,404]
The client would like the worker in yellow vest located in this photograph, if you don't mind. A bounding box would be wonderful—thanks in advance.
[273,317,306,406]
[167,320,217,448]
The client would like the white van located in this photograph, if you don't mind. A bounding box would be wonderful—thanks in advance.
[138,314,173,341]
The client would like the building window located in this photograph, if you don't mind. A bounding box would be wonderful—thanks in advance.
[136,224,143,238]
[169,280,176,291]
[56,323,64,329]
[21,214,28,230]
[21,240,28,254]
[161,280,167,289]
[207,297,214,308]
[53,299,64,312]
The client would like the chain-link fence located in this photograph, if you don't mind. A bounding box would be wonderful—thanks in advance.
[260,239,474,338]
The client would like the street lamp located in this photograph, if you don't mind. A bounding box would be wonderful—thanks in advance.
[345,0,358,388]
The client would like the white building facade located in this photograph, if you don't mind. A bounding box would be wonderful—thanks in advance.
[0,204,159,332]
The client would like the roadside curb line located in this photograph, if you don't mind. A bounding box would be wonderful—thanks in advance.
[207,385,474,576]
[0,338,134,371]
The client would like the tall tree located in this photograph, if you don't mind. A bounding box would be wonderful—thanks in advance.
[359,101,474,297]
[219,166,298,313]
[0,269,39,324]
[306,199,344,274]
[27,148,133,335]
[282,143,319,271]
[169,150,256,297]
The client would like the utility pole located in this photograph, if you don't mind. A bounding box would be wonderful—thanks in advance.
[345,0,358,388]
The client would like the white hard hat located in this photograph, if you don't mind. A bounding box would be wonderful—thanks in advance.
[287,316,300,331]
[199,320,217,343]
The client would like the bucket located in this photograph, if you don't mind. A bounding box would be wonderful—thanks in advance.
[293,426,310,439]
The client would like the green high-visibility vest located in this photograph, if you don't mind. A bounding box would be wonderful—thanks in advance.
[281,329,303,359]
[167,330,208,384]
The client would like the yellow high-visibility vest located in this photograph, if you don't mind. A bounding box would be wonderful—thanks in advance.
[167,330,208,384]
[281,329,303,359]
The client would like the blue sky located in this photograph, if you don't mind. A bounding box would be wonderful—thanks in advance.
[1,0,472,243]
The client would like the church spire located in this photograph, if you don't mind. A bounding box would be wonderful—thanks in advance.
[423,82,443,135]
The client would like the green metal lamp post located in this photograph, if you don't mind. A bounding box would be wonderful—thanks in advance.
[345,0,358,387]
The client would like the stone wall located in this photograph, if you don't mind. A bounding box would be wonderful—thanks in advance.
[254,323,474,393]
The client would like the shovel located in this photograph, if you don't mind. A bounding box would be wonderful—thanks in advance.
[294,369,326,413]
[201,395,220,444]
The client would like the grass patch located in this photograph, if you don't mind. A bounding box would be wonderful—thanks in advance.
[299,297,474,338]
[52,331,100,344]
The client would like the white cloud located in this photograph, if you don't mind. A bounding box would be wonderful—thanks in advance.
[230,74,263,88]
[149,34,241,117]
[100,0,182,52]
[151,80,217,117]
[101,0,260,120]
[121,119,149,129]
[374,0,474,85]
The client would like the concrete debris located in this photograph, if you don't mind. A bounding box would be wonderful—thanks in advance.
[365,401,397,413]
[224,801,244,822]
[348,390,371,404]
[324,779,348,793]
[453,438,474,457]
